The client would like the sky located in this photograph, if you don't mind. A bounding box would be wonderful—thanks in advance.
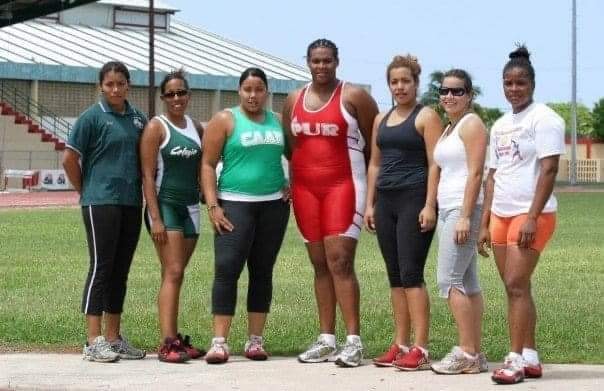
[166,0,603,111]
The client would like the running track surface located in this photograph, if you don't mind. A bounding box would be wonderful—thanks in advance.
[0,191,79,208]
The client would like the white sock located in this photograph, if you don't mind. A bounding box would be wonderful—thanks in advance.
[462,350,477,359]
[398,344,410,353]
[507,351,523,363]
[346,334,362,345]
[416,345,429,356]
[249,334,263,342]
[319,333,336,347]
[211,336,226,345]
[522,348,540,365]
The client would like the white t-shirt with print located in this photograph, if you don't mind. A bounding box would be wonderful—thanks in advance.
[489,102,565,217]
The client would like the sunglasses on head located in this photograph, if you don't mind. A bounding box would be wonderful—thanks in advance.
[438,87,466,97]
[162,90,188,98]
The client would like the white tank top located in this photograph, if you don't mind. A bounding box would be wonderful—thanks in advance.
[434,113,484,210]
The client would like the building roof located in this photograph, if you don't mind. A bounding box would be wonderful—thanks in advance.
[97,0,178,12]
[0,4,311,93]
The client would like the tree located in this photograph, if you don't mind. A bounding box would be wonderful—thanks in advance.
[473,104,503,130]
[546,102,594,137]
[592,98,604,140]
[420,71,445,120]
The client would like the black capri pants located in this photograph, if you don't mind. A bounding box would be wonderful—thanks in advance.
[212,199,290,315]
[81,205,142,315]
[374,185,435,288]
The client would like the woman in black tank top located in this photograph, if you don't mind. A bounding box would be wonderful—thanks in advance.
[364,55,443,369]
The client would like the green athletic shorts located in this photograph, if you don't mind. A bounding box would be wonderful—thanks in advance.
[145,201,200,238]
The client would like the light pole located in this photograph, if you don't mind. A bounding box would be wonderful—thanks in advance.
[570,0,578,185]
[148,0,156,118]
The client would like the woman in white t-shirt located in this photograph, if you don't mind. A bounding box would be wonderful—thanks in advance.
[478,46,565,385]
[431,69,488,375]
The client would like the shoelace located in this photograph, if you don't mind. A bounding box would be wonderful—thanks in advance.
[247,341,263,352]
[440,351,458,365]
[341,342,361,355]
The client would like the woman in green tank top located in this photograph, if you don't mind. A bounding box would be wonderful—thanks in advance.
[201,67,290,364]
[140,70,205,363]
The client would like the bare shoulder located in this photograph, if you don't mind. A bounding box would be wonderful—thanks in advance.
[343,83,374,104]
[465,113,487,129]
[460,113,487,137]
[145,117,164,133]
[417,105,441,122]
[212,109,234,123]
[285,88,303,104]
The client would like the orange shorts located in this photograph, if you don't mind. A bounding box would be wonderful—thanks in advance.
[490,213,556,253]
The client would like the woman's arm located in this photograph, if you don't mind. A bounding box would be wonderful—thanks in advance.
[418,107,444,232]
[201,111,234,234]
[140,119,167,244]
[62,149,82,193]
[346,85,379,165]
[518,155,559,248]
[477,168,496,257]
[363,112,385,233]
[281,91,299,161]
[193,119,205,200]
[456,115,488,244]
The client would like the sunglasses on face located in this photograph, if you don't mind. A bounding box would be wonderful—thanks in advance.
[162,90,188,98]
[438,87,466,97]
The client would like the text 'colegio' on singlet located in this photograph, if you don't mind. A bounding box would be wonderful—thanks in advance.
[156,114,202,205]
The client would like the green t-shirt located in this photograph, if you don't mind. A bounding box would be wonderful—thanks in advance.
[67,98,147,206]
[218,107,286,197]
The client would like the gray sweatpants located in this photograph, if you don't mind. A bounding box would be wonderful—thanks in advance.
[436,205,482,298]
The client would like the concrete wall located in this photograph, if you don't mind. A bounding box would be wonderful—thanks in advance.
[0,116,62,169]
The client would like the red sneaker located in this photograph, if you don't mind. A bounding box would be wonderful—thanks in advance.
[158,337,189,363]
[524,362,543,378]
[244,336,269,361]
[177,333,206,359]
[492,355,525,384]
[373,344,406,367]
[393,346,430,371]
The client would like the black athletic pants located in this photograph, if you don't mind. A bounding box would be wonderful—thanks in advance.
[81,205,142,315]
[374,186,435,288]
[212,199,290,315]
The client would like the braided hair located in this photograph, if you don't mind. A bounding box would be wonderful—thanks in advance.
[306,38,339,62]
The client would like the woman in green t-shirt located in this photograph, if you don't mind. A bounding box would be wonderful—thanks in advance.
[201,67,290,364]
[63,61,147,363]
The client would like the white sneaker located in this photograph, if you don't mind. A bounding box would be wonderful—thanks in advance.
[297,336,337,363]
[83,336,120,363]
[431,346,480,374]
[335,336,363,367]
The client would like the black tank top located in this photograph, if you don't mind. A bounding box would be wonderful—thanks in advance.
[376,104,428,190]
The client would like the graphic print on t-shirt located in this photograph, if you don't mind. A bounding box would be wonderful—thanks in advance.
[493,126,532,163]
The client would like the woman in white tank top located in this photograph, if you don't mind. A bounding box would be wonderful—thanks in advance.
[431,69,488,375]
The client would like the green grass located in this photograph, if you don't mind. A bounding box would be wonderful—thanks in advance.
[0,193,602,363]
